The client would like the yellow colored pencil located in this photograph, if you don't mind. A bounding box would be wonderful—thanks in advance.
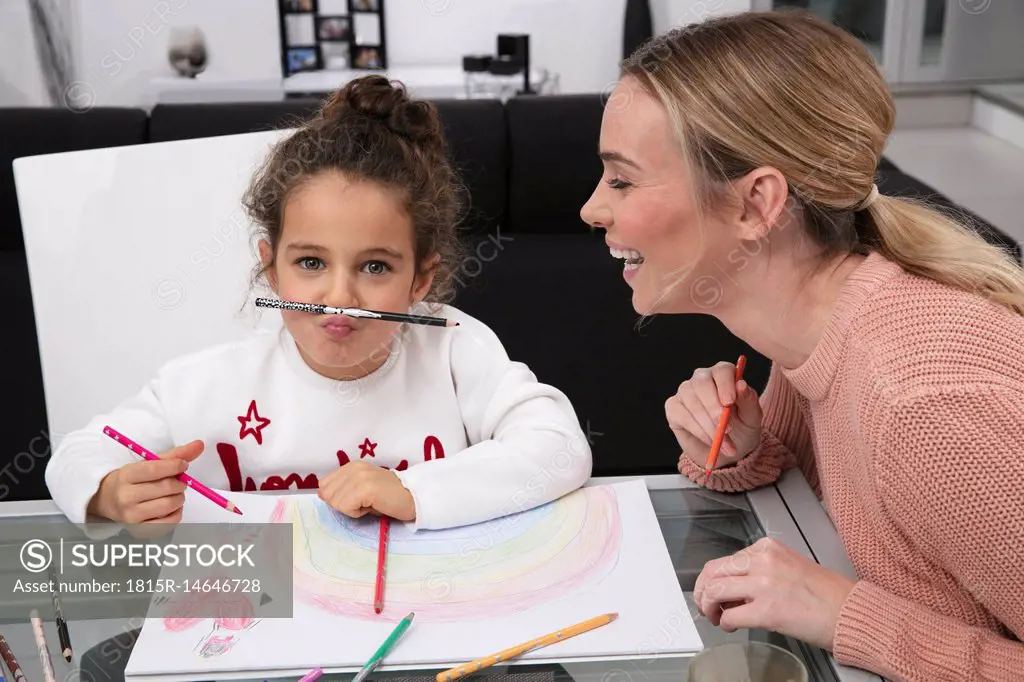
[435,613,618,682]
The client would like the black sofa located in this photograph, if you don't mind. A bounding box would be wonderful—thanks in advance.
[2,96,1020,502]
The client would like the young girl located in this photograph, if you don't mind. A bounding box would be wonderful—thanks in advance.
[45,75,592,532]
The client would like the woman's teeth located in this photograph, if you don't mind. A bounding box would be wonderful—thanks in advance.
[610,247,645,269]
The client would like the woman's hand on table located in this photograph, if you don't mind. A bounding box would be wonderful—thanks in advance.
[693,537,856,651]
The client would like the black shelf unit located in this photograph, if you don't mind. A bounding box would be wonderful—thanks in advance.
[278,0,388,77]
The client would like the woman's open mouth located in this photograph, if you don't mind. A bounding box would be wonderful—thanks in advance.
[609,246,645,267]
[609,245,645,280]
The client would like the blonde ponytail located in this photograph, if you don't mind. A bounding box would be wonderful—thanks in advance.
[862,194,1024,314]
[621,10,1024,316]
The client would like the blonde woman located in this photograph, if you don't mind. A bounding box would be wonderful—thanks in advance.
[582,11,1023,682]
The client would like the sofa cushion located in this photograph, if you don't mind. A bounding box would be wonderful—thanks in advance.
[0,107,148,251]
[506,94,606,235]
[877,155,899,173]
[432,99,508,235]
[0,250,50,501]
[148,100,325,142]
[149,98,506,235]
[450,232,769,476]
[502,96,911,238]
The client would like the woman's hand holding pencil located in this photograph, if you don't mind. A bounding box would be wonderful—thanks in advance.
[667,357,762,475]
[87,438,207,524]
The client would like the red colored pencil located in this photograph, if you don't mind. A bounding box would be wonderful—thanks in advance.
[0,632,27,682]
[374,516,390,614]
[103,425,242,515]
[704,355,747,478]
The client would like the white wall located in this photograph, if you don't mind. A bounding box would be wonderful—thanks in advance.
[384,0,623,95]
[70,0,282,108]
[653,0,753,35]
[64,0,749,108]
[0,0,52,106]
[370,0,751,94]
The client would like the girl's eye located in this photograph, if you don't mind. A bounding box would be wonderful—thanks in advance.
[362,260,391,275]
[296,257,324,271]
[607,177,632,190]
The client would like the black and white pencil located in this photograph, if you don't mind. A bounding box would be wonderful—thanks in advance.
[48,566,71,662]
[255,298,459,328]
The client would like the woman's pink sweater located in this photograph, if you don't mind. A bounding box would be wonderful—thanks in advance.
[680,251,1024,681]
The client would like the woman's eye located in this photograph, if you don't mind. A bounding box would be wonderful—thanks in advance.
[296,257,323,271]
[607,177,632,190]
[362,260,391,275]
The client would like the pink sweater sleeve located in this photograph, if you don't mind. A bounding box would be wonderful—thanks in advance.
[680,363,816,492]
[833,386,1024,681]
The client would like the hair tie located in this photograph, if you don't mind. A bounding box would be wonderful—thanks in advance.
[854,184,879,211]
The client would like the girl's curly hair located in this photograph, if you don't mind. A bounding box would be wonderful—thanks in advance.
[242,75,467,304]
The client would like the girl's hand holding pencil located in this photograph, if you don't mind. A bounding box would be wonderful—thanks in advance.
[88,439,206,525]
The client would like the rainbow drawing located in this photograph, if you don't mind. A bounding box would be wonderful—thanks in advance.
[270,486,623,622]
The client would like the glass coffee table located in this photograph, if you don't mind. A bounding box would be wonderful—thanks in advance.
[0,472,881,682]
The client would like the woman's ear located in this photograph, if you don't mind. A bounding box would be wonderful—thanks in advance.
[735,167,789,241]
[258,239,278,291]
[411,253,441,303]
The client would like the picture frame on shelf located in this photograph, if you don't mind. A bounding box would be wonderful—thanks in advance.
[346,0,387,70]
[321,43,350,70]
[278,0,387,77]
[352,12,381,46]
[285,13,316,46]
[318,0,349,12]
[353,46,383,69]
[286,47,320,73]
[317,16,351,41]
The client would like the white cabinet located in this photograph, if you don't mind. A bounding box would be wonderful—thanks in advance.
[751,0,1024,85]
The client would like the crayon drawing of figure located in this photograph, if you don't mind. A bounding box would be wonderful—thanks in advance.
[160,580,261,658]
[186,618,261,658]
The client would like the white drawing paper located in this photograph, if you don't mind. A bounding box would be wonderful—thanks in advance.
[124,479,702,681]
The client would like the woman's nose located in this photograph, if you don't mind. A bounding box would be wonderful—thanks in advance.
[580,189,610,230]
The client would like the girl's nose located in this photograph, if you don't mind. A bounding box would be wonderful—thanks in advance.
[324,276,360,310]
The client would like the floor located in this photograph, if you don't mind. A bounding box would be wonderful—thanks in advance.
[884,126,1024,248]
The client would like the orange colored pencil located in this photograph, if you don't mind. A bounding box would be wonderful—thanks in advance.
[374,516,390,614]
[704,355,747,478]
[435,613,618,682]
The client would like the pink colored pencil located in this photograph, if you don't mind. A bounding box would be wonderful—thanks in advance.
[299,668,323,682]
[103,425,242,515]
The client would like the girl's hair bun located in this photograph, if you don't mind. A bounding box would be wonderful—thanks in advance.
[321,75,442,146]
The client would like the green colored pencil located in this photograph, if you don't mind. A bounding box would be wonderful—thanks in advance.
[352,612,416,682]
